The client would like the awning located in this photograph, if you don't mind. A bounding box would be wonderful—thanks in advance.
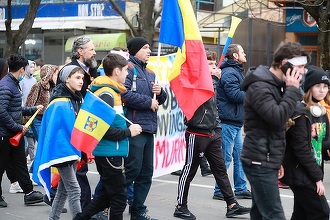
[65,33,126,52]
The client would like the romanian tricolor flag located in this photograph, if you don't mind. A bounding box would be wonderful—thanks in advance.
[159,0,214,120]
[71,91,116,156]
[217,16,242,67]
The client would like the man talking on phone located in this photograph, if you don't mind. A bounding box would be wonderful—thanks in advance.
[240,42,310,220]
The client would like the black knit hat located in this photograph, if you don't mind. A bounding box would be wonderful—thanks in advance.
[304,65,330,93]
[127,37,149,56]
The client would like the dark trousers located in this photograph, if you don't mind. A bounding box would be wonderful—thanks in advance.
[0,136,33,195]
[290,186,329,220]
[76,163,91,209]
[177,132,236,207]
[77,156,127,220]
[125,132,154,216]
[243,164,285,220]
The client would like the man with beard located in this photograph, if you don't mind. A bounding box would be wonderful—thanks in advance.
[53,36,98,210]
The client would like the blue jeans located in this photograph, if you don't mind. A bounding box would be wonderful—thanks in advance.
[31,118,42,140]
[49,163,81,220]
[125,132,154,216]
[243,164,285,220]
[214,123,247,195]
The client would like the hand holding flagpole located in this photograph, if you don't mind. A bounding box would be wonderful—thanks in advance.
[10,108,41,146]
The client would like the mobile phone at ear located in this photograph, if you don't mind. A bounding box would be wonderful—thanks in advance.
[281,62,293,75]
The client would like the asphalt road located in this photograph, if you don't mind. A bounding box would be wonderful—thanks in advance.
[1,163,330,220]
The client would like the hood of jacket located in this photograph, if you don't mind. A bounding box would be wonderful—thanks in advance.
[50,83,83,103]
[90,75,126,94]
[241,65,284,91]
[40,64,58,89]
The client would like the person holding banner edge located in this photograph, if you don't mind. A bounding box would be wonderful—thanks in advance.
[0,54,44,207]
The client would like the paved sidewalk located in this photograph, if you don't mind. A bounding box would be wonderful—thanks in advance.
[2,163,330,219]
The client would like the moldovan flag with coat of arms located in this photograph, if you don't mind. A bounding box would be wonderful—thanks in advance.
[71,91,116,156]
[159,0,214,120]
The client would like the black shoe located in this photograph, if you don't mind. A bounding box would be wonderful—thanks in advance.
[201,167,212,177]
[129,205,149,214]
[0,196,7,208]
[173,205,196,220]
[171,170,182,176]
[43,194,52,206]
[235,190,252,199]
[212,194,224,201]
[131,212,158,220]
[24,191,44,205]
[226,203,251,218]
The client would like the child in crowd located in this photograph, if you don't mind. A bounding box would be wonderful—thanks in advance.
[74,53,142,220]
[281,65,330,220]
[33,65,85,219]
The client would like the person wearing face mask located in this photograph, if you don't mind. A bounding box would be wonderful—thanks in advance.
[281,65,330,220]
[20,60,37,171]
[0,54,44,207]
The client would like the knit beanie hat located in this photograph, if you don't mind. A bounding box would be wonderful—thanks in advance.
[304,65,330,93]
[127,37,149,56]
[59,65,79,83]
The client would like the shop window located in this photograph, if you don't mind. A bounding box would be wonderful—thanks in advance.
[297,35,318,46]
[24,35,42,61]
[197,0,215,11]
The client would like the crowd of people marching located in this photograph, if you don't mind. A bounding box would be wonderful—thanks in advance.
[0,37,329,220]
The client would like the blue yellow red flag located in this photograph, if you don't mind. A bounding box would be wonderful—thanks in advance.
[70,91,116,156]
[217,16,242,67]
[159,0,214,120]
[32,98,81,199]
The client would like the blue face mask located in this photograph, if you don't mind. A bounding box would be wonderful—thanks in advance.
[18,75,24,81]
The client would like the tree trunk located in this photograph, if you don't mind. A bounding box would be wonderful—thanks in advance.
[318,28,330,70]
[138,0,156,44]
[4,0,41,58]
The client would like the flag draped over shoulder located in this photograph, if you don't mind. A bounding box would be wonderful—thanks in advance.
[70,91,116,156]
[159,0,214,120]
[32,98,81,199]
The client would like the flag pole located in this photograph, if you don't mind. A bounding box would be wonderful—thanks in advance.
[153,42,162,99]
[117,113,133,125]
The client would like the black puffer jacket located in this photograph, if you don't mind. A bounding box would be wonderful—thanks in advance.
[0,73,36,137]
[240,65,301,169]
[281,102,327,189]
[185,97,218,135]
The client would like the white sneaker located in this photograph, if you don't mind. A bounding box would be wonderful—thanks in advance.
[9,181,23,193]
